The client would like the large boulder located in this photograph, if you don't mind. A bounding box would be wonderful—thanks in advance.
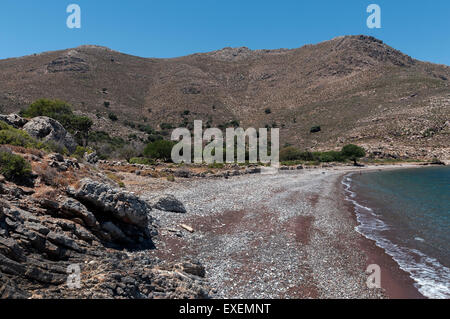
[22,116,77,153]
[74,179,151,227]
[0,114,28,128]
[148,194,186,213]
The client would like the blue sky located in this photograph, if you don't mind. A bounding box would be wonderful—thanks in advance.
[1,0,449,65]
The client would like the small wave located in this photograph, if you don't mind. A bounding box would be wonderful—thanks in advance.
[342,173,450,299]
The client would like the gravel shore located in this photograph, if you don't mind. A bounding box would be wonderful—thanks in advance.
[127,165,421,299]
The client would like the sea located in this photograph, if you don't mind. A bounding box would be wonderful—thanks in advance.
[342,166,450,299]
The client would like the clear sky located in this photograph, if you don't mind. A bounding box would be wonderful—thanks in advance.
[1,0,449,65]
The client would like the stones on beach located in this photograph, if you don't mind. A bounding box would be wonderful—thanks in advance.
[148,194,187,214]
[173,169,191,178]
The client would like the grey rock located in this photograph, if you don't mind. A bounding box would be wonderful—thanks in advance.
[0,114,28,128]
[148,194,186,214]
[49,153,64,162]
[74,179,151,226]
[173,169,191,178]
[47,231,82,252]
[101,222,131,243]
[83,152,98,164]
[60,198,98,227]
[23,116,77,153]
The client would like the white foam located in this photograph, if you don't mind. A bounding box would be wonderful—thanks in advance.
[341,173,450,299]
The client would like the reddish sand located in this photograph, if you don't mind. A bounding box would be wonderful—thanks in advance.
[338,178,425,299]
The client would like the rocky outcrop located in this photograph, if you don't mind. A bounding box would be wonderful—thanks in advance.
[0,177,211,299]
[83,151,98,164]
[48,153,80,171]
[73,179,151,226]
[0,114,28,128]
[47,55,89,73]
[23,117,77,153]
[148,194,186,214]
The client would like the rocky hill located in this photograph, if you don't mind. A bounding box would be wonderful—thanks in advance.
[0,35,449,159]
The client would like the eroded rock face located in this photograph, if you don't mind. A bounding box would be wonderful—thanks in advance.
[47,55,89,73]
[23,117,77,153]
[0,178,211,299]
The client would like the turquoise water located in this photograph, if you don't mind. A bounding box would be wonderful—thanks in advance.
[343,166,450,299]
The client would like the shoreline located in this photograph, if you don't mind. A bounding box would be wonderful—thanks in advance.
[337,171,426,299]
[126,163,439,298]
[120,162,444,298]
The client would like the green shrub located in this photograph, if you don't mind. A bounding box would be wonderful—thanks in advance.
[20,99,93,145]
[0,121,66,153]
[21,99,72,118]
[0,128,41,149]
[143,140,176,162]
[279,147,315,162]
[314,151,344,163]
[160,123,173,130]
[108,113,118,121]
[138,124,155,134]
[208,162,224,169]
[147,134,164,143]
[72,146,94,160]
[124,120,136,129]
[0,150,32,180]
[88,131,125,147]
[310,126,321,133]
[341,144,366,165]
[87,131,125,159]
[279,147,302,161]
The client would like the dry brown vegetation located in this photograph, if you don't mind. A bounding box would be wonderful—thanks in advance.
[0,35,448,159]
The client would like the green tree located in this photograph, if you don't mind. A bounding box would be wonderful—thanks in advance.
[279,146,302,161]
[0,150,32,181]
[341,144,366,165]
[143,140,176,162]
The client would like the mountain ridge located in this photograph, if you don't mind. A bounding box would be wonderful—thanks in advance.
[0,35,449,160]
